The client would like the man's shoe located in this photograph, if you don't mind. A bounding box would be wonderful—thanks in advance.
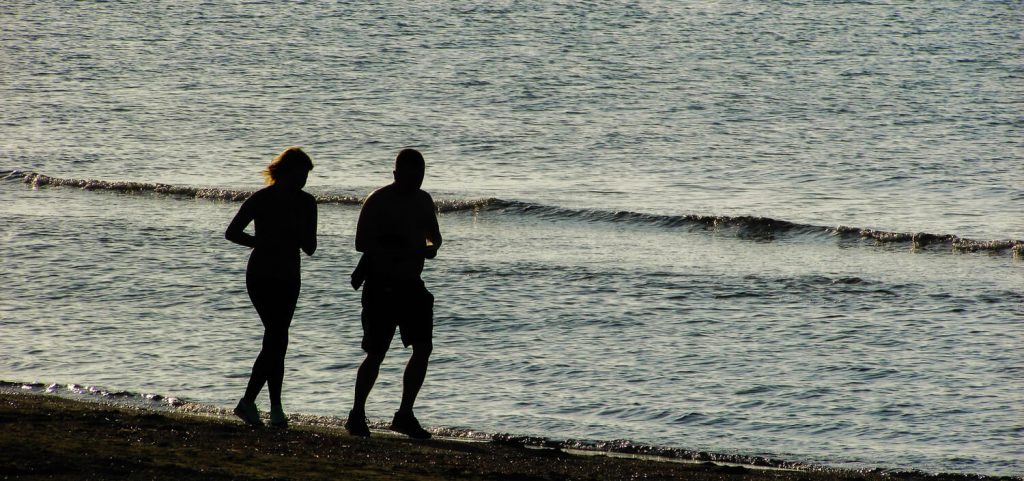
[345,410,370,437]
[390,411,431,439]
[270,406,288,428]
[233,399,264,427]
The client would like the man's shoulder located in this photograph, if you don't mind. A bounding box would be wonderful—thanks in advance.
[363,185,434,210]
[365,184,432,200]
[363,184,394,204]
[415,189,434,203]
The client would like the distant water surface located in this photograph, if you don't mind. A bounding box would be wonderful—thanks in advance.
[1,1,1022,477]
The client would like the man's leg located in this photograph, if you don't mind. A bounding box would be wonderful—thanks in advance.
[389,341,433,439]
[389,285,434,439]
[351,283,392,428]
[398,341,432,415]
[353,350,386,416]
[346,350,386,437]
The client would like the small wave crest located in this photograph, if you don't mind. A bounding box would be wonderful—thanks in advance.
[2,170,254,202]
[484,199,1024,256]
[5,170,1021,257]
[1,169,365,206]
[436,197,506,213]
[0,169,501,211]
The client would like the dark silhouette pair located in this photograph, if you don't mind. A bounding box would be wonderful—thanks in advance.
[226,147,441,439]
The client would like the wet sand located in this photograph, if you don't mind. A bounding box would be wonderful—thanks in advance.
[0,392,1013,481]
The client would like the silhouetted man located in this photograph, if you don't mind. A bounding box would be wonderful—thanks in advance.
[345,148,442,439]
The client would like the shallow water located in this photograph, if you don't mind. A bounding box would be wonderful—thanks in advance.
[2,181,1021,475]
[2,1,1022,476]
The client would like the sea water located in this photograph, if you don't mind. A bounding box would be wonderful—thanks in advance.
[1,1,1022,476]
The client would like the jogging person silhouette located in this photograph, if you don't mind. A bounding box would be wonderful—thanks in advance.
[345,148,442,439]
[226,147,317,428]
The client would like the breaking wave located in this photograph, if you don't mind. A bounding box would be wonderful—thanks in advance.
[4,170,1021,257]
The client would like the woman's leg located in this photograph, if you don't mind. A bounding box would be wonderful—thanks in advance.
[244,326,287,404]
[243,276,298,406]
[264,325,290,408]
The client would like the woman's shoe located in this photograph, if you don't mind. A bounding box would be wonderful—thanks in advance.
[233,399,264,427]
[270,406,289,428]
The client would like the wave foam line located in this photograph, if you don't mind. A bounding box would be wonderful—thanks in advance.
[2,169,496,211]
[4,170,255,202]
[1,170,366,205]
[5,170,1021,256]
[479,200,1024,256]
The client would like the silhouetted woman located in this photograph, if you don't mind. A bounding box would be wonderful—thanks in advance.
[225,146,317,427]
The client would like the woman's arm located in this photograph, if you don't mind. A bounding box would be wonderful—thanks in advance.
[302,196,317,256]
[225,196,257,248]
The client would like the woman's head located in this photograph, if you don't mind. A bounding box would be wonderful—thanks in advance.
[263,146,313,187]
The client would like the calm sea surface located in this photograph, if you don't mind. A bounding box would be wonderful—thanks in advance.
[1,2,1022,476]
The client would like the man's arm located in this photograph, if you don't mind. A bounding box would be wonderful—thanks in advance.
[424,193,442,259]
[354,191,406,255]
[354,192,376,254]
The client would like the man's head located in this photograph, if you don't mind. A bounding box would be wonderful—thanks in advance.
[393,148,425,192]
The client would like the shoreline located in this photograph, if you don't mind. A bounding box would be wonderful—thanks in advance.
[1,387,1018,481]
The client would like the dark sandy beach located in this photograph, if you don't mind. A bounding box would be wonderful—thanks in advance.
[1,391,1016,481]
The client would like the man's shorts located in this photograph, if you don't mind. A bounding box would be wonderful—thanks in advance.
[361,280,433,353]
